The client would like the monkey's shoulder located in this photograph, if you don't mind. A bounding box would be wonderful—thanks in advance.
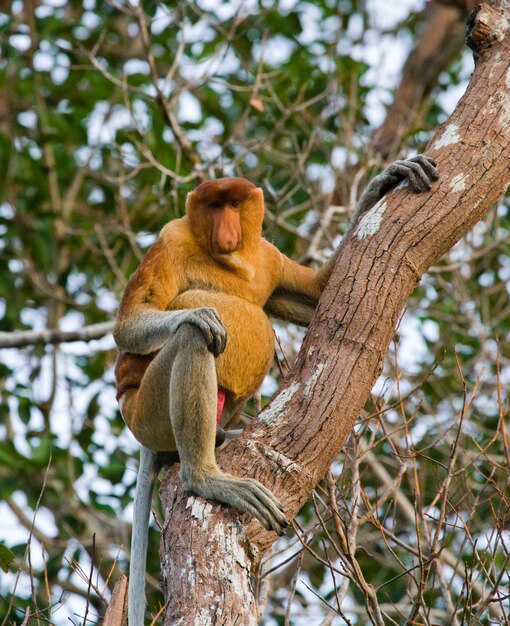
[158,217,193,253]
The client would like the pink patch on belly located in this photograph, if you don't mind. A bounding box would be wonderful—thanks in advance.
[217,387,226,422]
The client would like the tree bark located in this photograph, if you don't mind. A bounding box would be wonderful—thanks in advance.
[103,576,128,626]
[159,4,510,624]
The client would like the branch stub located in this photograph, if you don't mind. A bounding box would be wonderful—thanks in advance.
[466,3,510,57]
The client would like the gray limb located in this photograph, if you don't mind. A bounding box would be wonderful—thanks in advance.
[354,155,439,218]
[113,306,227,356]
[317,154,438,287]
[128,446,160,626]
[129,322,288,534]
[167,324,289,535]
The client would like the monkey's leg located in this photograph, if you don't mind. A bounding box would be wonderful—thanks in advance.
[164,323,289,534]
[128,446,160,626]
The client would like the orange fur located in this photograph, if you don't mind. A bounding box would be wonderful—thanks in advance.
[115,179,324,444]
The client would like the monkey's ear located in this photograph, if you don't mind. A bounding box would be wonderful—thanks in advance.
[185,191,197,212]
[249,187,265,205]
[246,188,265,237]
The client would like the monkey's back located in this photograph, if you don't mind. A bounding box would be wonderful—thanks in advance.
[168,289,274,402]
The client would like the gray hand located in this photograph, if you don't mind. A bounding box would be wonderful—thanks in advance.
[356,154,439,216]
[383,155,439,192]
[181,307,227,357]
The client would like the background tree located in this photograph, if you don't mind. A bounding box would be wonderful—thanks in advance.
[0,1,508,625]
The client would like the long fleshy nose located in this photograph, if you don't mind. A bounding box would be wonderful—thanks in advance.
[213,208,241,253]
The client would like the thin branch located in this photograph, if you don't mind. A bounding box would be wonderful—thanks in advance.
[0,322,114,349]
[132,2,202,171]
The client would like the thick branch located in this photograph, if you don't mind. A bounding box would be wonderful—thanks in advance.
[160,4,510,623]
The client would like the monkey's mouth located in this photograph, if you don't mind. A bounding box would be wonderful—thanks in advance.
[216,244,238,254]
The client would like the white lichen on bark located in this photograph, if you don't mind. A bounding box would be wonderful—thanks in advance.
[450,173,467,193]
[258,381,299,425]
[187,497,214,530]
[171,517,258,626]
[245,440,302,474]
[206,521,258,626]
[304,362,325,396]
[355,200,387,240]
[433,123,461,149]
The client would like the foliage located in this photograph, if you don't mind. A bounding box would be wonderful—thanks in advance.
[0,0,508,624]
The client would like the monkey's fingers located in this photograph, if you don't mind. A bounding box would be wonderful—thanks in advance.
[237,477,289,535]
[188,308,227,356]
[409,155,439,181]
[390,160,433,193]
[198,307,227,356]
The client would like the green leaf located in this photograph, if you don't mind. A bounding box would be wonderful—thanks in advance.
[0,544,15,573]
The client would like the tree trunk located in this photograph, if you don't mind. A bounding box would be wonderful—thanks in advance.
[160,4,510,623]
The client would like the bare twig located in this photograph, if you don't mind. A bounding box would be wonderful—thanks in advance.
[0,322,114,349]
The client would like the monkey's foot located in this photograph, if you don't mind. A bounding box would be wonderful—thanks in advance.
[182,470,289,535]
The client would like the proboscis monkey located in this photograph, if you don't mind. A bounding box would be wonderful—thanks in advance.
[113,156,438,625]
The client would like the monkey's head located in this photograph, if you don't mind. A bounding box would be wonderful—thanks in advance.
[186,178,264,255]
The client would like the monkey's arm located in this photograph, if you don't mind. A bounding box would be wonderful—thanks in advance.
[114,237,226,356]
[264,255,321,326]
[264,292,317,326]
[266,155,439,325]
[316,155,439,287]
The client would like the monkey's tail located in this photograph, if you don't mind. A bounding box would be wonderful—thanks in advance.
[128,446,160,626]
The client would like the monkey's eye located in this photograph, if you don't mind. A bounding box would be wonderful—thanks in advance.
[230,199,240,208]
[210,201,222,209]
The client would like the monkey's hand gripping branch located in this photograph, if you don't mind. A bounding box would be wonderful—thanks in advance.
[354,155,438,218]
[318,155,438,285]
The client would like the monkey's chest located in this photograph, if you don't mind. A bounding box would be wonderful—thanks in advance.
[168,290,274,400]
